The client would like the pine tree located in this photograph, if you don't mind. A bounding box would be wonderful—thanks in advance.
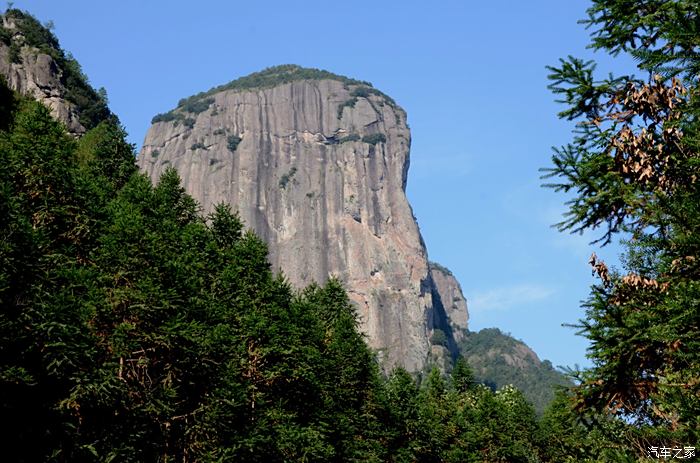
[543,0,700,448]
[451,357,475,393]
[299,278,385,461]
[383,367,421,462]
[0,96,93,461]
[537,389,632,462]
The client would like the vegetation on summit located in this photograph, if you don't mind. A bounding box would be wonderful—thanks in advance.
[152,64,400,125]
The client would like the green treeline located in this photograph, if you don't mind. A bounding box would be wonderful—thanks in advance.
[0,80,627,462]
[152,64,400,125]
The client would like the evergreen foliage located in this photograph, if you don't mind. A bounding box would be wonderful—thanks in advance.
[0,78,576,461]
[178,97,214,114]
[4,8,682,461]
[339,133,361,143]
[451,357,475,393]
[150,111,178,124]
[180,64,373,107]
[338,97,358,118]
[430,329,448,347]
[151,100,213,125]
[536,389,632,462]
[279,167,297,189]
[543,0,700,453]
[156,65,401,126]
[226,134,242,152]
[362,133,387,146]
[0,90,136,460]
[0,86,395,459]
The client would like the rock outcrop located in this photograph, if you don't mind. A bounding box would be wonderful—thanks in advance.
[138,65,468,371]
[0,10,112,135]
[429,262,469,343]
[0,50,84,135]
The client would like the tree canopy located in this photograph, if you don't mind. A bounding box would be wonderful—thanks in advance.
[6,3,698,460]
[0,78,562,461]
[543,0,700,452]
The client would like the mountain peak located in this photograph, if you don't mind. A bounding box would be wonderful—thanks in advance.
[164,64,399,121]
[139,67,428,370]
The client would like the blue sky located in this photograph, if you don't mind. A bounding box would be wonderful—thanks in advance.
[15,0,637,369]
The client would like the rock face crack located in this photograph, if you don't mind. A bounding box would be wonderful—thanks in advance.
[138,76,467,372]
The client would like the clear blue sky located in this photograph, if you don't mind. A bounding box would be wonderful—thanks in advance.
[15,0,636,370]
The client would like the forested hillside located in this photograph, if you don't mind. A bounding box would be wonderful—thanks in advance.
[0,79,589,462]
[0,8,113,131]
[543,0,700,455]
[459,328,571,414]
[1,1,698,460]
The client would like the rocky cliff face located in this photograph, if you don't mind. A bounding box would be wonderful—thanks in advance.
[429,262,469,343]
[138,66,468,371]
[0,10,112,135]
[0,47,84,134]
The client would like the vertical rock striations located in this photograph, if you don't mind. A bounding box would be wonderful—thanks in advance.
[138,65,467,371]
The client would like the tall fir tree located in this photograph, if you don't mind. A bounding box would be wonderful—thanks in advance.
[543,0,700,450]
